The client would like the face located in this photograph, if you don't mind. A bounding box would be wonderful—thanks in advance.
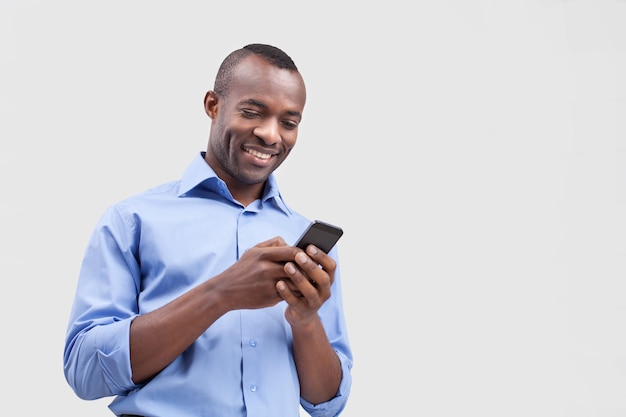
[204,55,307,193]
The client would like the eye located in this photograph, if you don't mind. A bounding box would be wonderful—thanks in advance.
[282,119,300,130]
[241,109,260,119]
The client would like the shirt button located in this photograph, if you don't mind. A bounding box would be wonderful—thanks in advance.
[249,384,257,392]
[249,339,257,348]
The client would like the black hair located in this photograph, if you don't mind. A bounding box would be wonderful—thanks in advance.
[213,43,298,96]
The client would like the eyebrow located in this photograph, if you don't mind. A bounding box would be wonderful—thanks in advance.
[239,98,302,118]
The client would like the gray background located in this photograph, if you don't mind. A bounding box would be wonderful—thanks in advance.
[1,0,625,415]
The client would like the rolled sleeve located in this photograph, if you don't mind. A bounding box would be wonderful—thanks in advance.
[64,316,137,400]
[300,349,353,417]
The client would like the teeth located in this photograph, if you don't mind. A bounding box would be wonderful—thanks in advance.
[245,148,272,160]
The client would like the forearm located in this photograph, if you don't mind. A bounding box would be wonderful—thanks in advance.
[291,317,342,405]
[130,279,229,383]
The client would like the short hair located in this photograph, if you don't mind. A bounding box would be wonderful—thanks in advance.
[213,43,299,97]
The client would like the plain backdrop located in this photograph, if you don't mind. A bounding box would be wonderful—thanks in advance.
[1,1,625,416]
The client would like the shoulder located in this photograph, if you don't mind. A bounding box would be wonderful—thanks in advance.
[98,180,180,224]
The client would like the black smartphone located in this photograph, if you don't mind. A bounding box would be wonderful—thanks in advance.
[295,220,344,254]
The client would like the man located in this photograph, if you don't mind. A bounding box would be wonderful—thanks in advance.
[64,43,353,417]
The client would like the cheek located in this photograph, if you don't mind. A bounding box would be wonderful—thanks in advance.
[283,133,298,151]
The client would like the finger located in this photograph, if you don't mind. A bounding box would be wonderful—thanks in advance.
[303,245,337,278]
[255,236,288,248]
[279,276,302,295]
[284,261,309,286]
[284,260,320,298]
[276,280,302,303]
[293,251,331,289]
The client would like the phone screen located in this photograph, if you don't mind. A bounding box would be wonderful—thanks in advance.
[295,220,343,253]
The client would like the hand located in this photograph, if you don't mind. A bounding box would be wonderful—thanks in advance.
[277,244,336,327]
[212,236,295,310]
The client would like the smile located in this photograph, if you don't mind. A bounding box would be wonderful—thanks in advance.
[243,147,274,160]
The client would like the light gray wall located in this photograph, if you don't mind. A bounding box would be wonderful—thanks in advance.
[1,1,625,415]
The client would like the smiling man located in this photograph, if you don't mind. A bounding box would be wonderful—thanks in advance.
[63,43,353,417]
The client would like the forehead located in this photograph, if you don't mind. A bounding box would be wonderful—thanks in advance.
[228,55,306,111]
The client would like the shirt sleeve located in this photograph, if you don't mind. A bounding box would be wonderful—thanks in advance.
[63,205,141,400]
[300,349,353,417]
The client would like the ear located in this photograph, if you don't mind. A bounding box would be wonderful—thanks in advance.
[204,91,219,119]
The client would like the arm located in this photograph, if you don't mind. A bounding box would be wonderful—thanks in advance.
[64,210,305,398]
[130,236,301,383]
[277,245,344,404]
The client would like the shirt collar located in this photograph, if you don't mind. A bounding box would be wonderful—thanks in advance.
[177,152,292,215]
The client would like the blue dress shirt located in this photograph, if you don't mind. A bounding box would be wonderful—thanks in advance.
[63,152,353,417]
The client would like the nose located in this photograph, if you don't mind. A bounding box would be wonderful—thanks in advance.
[253,119,281,145]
